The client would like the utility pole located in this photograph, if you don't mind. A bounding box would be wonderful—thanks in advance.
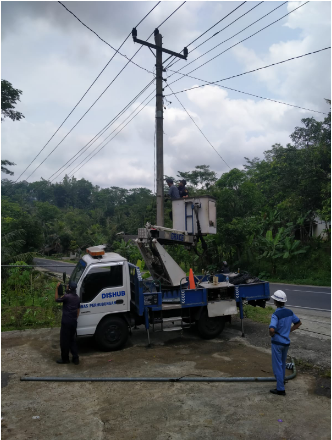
[132,28,188,226]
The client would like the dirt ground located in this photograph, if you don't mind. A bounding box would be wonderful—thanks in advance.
[1,317,331,440]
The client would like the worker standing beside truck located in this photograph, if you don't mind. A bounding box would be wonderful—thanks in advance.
[269,290,302,395]
[55,281,81,365]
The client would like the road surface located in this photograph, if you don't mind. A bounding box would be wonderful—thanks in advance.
[33,258,75,277]
[33,258,330,312]
[269,282,331,312]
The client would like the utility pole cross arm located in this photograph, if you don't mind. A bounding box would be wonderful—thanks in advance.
[132,37,187,60]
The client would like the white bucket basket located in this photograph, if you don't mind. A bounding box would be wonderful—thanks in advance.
[172,196,217,235]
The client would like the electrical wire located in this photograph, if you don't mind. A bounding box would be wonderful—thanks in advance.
[164,47,331,97]
[69,96,155,176]
[21,2,187,184]
[13,1,161,185]
[47,3,187,182]
[188,1,247,47]
[58,1,156,75]
[167,1,306,84]
[66,89,155,177]
[167,1,266,70]
[48,79,155,181]
[46,2,186,182]
[210,84,328,115]
[167,83,231,168]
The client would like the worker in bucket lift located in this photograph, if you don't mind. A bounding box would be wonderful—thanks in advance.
[269,290,302,395]
[55,281,81,365]
[166,178,180,199]
[165,178,180,220]
[177,179,189,198]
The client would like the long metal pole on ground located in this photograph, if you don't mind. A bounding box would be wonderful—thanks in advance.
[155,30,164,226]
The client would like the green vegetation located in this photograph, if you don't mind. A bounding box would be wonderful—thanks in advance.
[242,304,275,324]
[1,114,331,287]
[1,263,61,331]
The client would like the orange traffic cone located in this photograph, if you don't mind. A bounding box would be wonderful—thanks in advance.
[189,268,195,290]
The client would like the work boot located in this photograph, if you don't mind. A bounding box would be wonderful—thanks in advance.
[270,389,286,396]
[72,357,79,365]
[56,358,70,364]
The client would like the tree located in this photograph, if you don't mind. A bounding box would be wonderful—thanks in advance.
[1,80,25,122]
[1,160,16,175]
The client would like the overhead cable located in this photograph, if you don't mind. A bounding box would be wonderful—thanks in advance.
[48,3,187,181]
[49,80,156,181]
[55,87,155,179]
[167,84,231,168]
[13,1,161,184]
[164,47,331,97]
[22,2,186,183]
[69,96,155,176]
[167,1,266,70]
[58,1,157,74]
[167,1,306,82]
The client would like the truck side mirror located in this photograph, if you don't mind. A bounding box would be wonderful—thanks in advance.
[63,272,66,284]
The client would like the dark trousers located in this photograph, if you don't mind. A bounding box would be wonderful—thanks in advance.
[60,321,78,361]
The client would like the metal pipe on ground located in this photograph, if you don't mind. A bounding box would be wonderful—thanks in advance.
[21,360,296,383]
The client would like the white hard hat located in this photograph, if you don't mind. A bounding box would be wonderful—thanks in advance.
[271,290,287,302]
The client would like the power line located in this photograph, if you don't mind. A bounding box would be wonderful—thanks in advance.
[66,89,156,178]
[48,79,155,181]
[167,1,265,70]
[162,2,250,67]
[164,47,331,97]
[209,84,328,115]
[22,2,187,183]
[167,83,231,169]
[13,1,161,184]
[70,96,155,176]
[58,1,156,75]
[187,1,247,47]
[167,1,305,84]
[47,4,187,182]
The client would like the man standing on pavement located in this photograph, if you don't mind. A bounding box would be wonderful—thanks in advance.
[55,280,80,365]
[269,290,302,395]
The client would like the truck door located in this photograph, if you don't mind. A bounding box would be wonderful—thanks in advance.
[77,262,129,336]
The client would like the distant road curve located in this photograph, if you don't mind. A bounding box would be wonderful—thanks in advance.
[33,258,76,277]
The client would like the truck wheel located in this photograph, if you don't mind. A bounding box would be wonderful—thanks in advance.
[95,316,129,351]
[197,310,225,339]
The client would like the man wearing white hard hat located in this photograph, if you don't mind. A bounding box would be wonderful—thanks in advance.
[269,290,302,395]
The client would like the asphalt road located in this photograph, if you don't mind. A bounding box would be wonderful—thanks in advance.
[33,258,331,312]
[33,258,75,277]
[269,283,331,312]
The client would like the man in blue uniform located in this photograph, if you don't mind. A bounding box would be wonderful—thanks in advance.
[269,290,302,395]
[55,281,81,365]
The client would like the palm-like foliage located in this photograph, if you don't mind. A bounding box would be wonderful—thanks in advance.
[1,229,33,264]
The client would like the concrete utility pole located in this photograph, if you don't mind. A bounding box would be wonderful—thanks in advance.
[132,28,188,226]
[155,30,164,226]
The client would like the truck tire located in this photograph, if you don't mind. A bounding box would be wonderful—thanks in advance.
[95,316,129,351]
[197,309,225,340]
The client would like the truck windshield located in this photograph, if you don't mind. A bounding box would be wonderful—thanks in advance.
[70,259,87,284]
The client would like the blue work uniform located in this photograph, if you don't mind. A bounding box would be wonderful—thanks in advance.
[168,185,180,199]
[269,307,300,391]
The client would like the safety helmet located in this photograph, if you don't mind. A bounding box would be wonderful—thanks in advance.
[223,261,228,265]
[271,290,287,302]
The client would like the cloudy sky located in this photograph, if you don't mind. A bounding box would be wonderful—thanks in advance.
[1,1,331,190]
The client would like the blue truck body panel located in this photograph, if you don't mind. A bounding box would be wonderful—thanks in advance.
[128,263,270,317]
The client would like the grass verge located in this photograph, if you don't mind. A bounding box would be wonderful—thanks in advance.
[242,304,274,324]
